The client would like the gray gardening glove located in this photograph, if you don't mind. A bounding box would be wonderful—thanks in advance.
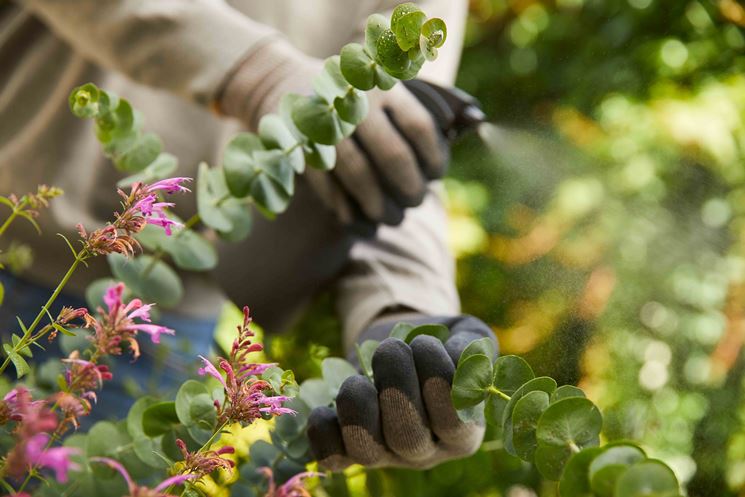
[218,39,448,227]
[307,315,497,470]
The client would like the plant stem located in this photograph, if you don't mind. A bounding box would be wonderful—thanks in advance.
[488,386,511,401]
[0,249,87,375]
[0,200,27,238]
[569,441,581,454]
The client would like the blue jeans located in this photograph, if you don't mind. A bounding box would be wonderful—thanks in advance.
[0,274,217,423]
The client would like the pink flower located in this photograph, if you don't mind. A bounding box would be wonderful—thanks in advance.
[176,439,235,477]
[25,433,80,483]
[92,457,196,497]
[260,467,320,497]
[90,282,175,358]
[56,351,114,428]
[145,177,192,194]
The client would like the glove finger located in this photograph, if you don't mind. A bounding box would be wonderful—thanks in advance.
[304,168,354,225]
[334,139,386,223]
[410,335,484,454]
[354,110,427,209]
[307,406,353,471]
[336,375,390,466]
[444,315,499,365]
[387,99,449,180]
[372,338,436,462]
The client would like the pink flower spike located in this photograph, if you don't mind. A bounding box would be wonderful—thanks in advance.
[198,355,227,390]
[145,177,193,194]
[127,323,175,344]
[91,457,135,492]
[26,434,81,483]
[103,283,125,312]
[154,473,197,492]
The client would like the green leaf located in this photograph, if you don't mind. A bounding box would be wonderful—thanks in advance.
[484,355,535,426]
[502,376,556,455]
[86,421,133,477]
[391,3,426,51]
[198,163,252,241]
[133,434,169,469]
[340,43,376,91]
[175,380,215,427]
[459,337,497,366]
[535,444,575,481]
[389,322,415,341]
[614,460,680,497]
[355,339,379,379]
[137,223,218,272]
[280,94,337,171]
[406,324,449,344]
[451,354,493,409]
[4,346,30,378]
[322,357,358,398]
[420,18,447,61]
[127,396,160,438]
[365,14,389,58]
[0,281,5,306]
[291,95,347,145]
[223,132,264,198]
[536,397,603,450]
[314,56,351,102]
[69,83,100,118]
[334,90,369,125]
[117,132,162,173]
[551,385,586,403]
[117,153,178,187]
[512,390,550,462]
[299,378,334,409]
[559,447,604,497]
[250,170,291,214]
[262,366,285,394]
[589,444,646,497]
[142,401,180,437]
[376,29,410,74]
[258,114,304,173]
[107,253,184,308]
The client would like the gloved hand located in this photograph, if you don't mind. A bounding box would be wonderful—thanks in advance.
[218,39,447,227]
[307,315,497,470]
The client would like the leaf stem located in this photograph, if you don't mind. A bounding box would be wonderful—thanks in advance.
[0,199,27,238]
[488,386,511,401]
[0,248,87,375]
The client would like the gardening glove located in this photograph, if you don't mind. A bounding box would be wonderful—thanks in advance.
[218,39,448,227]
[307,315,497,470]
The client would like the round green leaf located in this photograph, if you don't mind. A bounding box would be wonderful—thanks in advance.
[535,443,574,481]
[340,43,376,91]
[258,114,304,173]
[389,322,415,341]
[198,162,233,232]
[559,447,604,497]
[356,339,380,378]
[133,434,168,469]
[365,13,389,57]
[391,4,426,51]
[451,354,493,409]
[107,253,183,308]
[299,378,334,409]
[589,444,647,497]
[334,90,369,125]
[493,355,535,395]
[251,171,291,214]
[512,390,550,462]
[117,132,162,173]
[502,376,556,455]
[291,95,347,145]
[536,397,603,451]
[127,396,160,438]
[223,132,264,198]
[86,421,132,477]
[314,56,351,102]
[405,323,449,344]
[117,152,178,188]
[166,229,218,271]
[614,460,680,497]
[142,401,180,437]
[459,337,497,366]
[552,385,586,403]
[255,149,295,196]
[175,380,215,427]
[376,29,410,73]
[322,357,358,398]
[305,140,337,171]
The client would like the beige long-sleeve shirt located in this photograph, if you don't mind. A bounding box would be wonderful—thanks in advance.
[0,0,465,327]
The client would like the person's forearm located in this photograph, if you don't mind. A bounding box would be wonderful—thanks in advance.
[21,0,280,104]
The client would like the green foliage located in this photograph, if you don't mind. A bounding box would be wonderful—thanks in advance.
[107,253,183,308]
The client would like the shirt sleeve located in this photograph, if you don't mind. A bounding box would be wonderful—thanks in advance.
[21,0,282,104]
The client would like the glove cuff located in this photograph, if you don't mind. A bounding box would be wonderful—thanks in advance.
[215,37,316,129]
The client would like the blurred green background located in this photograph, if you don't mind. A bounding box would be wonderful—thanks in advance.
[270,1,745,496]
